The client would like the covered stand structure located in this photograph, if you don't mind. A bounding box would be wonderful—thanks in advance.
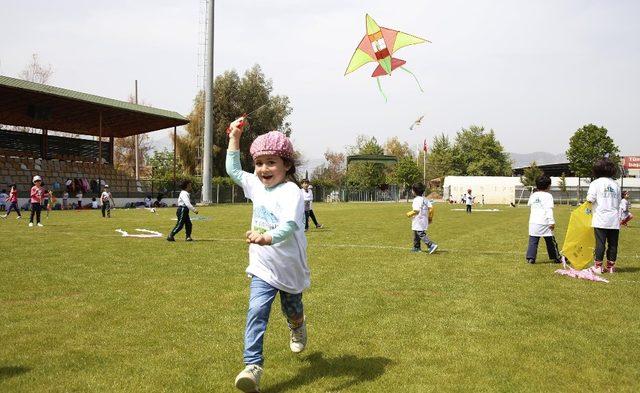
[0,75,189,191]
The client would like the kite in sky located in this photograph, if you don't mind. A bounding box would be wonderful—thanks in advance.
[409,115,424,130]
[345,14,430,101]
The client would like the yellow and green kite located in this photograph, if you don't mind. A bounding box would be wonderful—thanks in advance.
[345,14,430,101]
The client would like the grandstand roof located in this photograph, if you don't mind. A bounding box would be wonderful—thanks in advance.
[0,75,189,137]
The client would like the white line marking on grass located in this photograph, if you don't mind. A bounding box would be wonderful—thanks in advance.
[450,208,501,212]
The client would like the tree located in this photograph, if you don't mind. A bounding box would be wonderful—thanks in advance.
[176,65,293,177]
[521,161,543,187]
[558,172,568,204]
[391,156,422,200]
[566,124,620,178]
[114,94,153,178]
[19,53,53,84]
[425,133,454,181]
[344,136,387,190]
[114,133,152,178]
[383,136,413,159]
[311,150,346,188]
[175,90,204,176]
[450,125,512,176]
[147,149,180,179]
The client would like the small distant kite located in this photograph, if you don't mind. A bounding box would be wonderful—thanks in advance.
[409,115,424,130]
[345,14,430,101]
[116,228,163,238]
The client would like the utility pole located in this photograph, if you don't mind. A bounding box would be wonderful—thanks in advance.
[201,0,214,203]
[134,80,139,181]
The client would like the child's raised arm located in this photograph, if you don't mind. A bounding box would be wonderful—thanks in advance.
[226,117,248,186]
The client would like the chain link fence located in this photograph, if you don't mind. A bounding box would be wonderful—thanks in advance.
[515,186,640,205]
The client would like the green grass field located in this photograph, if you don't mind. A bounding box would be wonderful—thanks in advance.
[1,202,639,392]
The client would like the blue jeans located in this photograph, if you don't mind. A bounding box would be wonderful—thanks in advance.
[243,276,304,365]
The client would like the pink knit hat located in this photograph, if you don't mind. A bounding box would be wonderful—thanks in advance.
[249,131,295,160]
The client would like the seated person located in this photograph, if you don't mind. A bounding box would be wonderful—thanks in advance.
[153,193,167,208]
[91,197,99,209]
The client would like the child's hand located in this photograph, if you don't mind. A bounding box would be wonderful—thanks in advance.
[549,224,555,231]
[428,218,433,224]
[194,208,199,214]
[228,117,247,139]
[406,210,418,218]
[245,230,272,246]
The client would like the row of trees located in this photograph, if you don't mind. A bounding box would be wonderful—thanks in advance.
[312,126,512,193]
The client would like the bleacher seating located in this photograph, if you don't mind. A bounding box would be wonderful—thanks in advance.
[0,153,143,197]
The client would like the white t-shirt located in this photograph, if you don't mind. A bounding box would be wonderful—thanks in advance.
[101,191,111,202]
[302,188,313,211]
[411,196,431,231]
[91,200,98,209]
[239,173,309,294]
[586,177,621,229]
[527,191,555,237]
[620,199,630,219]
[177,190,196,211]
[465,194,475,205]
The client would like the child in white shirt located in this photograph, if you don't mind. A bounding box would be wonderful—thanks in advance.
[407,182,438,254]
[226,118,309,393]
[465,189,475,213]
[166,181,198,241]
[100,185,115,218]
[620,191,633,227]
[587,159,621,273]
[301,179,322,231]
[525,176,561,264]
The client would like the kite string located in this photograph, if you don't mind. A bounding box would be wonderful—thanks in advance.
[400,66,424,92]
[376,78,388,102]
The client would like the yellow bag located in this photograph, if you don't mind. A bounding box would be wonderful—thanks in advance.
[560,202,595,270]
[428,205,434,221]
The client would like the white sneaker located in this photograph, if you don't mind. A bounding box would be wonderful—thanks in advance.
[234,364,263,393]
[37,223,44,227]
[29,222,33,227]
[289,319,307,353]
[0,214,6,219]
[17,216,22,219]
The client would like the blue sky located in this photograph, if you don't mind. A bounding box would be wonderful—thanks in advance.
[1,0,638,162]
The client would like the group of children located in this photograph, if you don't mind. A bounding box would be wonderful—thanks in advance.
[524,158,631,274]
[0,176,51,226]
[0,177,116,225]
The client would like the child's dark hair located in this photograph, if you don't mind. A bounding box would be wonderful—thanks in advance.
[180,180,192,190]
[535,175,552,191]
[592,158,617,179]
[10,184,16,189]
[283,158,299,186]
[412,182,426,196]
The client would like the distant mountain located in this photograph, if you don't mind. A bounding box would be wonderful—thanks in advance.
[510,152,567,168]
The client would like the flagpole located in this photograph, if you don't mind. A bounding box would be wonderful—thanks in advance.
[423,149,426,184]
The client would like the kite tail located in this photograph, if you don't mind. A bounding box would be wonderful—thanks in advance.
[400,66,424,93]
[376,78,388,102]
